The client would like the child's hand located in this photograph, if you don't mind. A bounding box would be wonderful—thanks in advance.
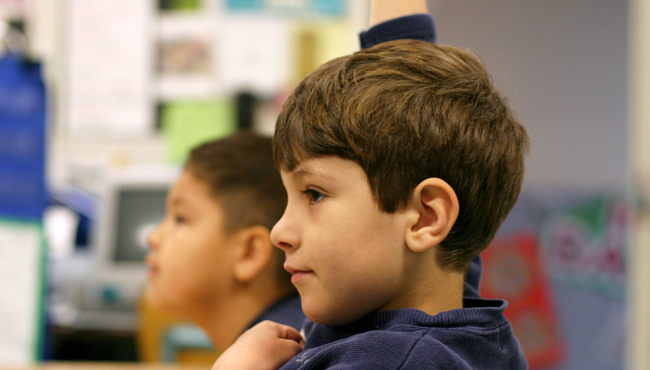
[211,320,305,370]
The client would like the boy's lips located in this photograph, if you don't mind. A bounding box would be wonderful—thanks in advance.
[284,265,313,283]
[144,255,159,279]
[147,267,158,280]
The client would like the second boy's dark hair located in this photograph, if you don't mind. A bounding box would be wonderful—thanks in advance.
[187,130,287,233]
[273,40,529,270]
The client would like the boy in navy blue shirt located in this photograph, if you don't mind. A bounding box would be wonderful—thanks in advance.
[212,1,527,369]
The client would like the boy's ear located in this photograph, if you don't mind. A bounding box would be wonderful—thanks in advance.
[405,178,459,253]
[232,226,274,283]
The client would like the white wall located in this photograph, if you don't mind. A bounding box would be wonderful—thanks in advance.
[627,0,650,368]
[429,0,628,191]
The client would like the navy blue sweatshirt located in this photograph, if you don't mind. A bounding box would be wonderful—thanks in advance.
[280,298,527,370]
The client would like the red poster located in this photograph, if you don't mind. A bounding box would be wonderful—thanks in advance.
[480,233,565,369]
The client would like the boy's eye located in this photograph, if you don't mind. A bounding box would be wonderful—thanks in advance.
[174,214,187,224]
[302,188,325,204]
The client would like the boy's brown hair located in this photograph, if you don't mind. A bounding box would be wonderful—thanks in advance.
[273,40,529,270]
[186,130,292,284]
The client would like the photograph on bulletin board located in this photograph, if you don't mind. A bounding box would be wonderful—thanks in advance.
[156,13,217,99]
[158,38,211,75]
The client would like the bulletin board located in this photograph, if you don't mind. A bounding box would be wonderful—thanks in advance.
[53,0,366,176]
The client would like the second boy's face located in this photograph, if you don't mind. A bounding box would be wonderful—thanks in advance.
[144,169,238,317]
[271,156,415,326]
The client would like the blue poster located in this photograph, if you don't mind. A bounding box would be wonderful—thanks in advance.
[0,54,47,220]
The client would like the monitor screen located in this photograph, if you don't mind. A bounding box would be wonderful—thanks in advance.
[113,188,167,263]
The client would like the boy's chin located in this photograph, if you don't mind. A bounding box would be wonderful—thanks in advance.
[142,286,161,308]
[303,302,366,327]
[143,285,173,313]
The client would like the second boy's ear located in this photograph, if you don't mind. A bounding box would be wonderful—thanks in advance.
[232,226,274,283]
[405,178,459,253]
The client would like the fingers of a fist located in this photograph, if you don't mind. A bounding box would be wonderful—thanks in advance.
[250,321,305,363]
[211,321,304,370]
[265,321,305,347]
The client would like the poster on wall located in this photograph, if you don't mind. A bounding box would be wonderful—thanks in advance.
[481,233,565,369]
[540,194,626,300]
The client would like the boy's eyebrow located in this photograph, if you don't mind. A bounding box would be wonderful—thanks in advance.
[169,195,186,208]
[292,169,312,178]
[292,167,335,181]
[169,196,198,213]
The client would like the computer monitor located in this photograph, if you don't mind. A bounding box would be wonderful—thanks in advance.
[48,166,179,330]
[112,187,168,263]
[90,166,178,310]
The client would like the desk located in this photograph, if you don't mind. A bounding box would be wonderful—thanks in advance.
[0,363,210,370]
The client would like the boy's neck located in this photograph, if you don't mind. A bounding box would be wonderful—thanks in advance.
[415,268,465,315]
[381,257,465,316]
[194,279,294,352]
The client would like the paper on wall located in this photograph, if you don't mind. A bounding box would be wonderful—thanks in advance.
[65,0,154,138]
[291,20,353,83]
[0,220,44,365]
[219,16,291,95]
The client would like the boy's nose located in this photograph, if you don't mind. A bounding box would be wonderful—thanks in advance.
[147,223,162,251]
[270,212,299,251]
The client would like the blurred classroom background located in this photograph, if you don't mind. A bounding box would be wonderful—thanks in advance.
[1,0,649,370]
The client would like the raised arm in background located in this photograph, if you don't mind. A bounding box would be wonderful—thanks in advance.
[360,0,435,49]
[370,0,428,26]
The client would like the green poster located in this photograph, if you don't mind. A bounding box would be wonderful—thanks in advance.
[160,100,236,164]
